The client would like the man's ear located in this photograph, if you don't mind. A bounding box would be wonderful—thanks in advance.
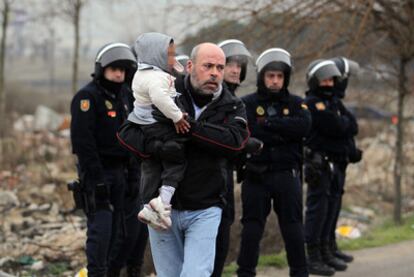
[186,60,192,73]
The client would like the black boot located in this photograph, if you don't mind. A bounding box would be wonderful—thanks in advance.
[107,267,121,277]
[331,240,354,263]
[321,241,347,271]
[127,264,142,277]
[306,243,335,276]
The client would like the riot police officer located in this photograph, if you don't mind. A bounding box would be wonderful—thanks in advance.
[237,48,311,277]
[211,39,252,277]
[303,59,354,275]
[327,57,362,263]
[70,43,147,277]
[218,39,251,95]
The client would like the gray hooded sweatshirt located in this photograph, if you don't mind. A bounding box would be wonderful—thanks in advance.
[129,32,182,125]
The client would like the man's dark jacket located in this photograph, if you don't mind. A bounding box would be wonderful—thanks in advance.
[141,75,249,210]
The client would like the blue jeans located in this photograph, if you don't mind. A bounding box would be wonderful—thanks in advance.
[148,206,222,277]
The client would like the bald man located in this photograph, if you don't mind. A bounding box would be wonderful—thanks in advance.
[144,43,249,276]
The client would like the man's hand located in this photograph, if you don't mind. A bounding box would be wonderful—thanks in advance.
[174,113,191,134]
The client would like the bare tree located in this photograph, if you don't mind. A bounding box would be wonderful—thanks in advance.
[63,0,86,94]
[330,0,414,224]
[370,0,414,224]
[0,0,12,164]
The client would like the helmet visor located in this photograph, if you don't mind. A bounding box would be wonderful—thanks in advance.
[256,48,291,73]
[309,61,341,81]
[345,58,360,76]
[98,44,136,68]
[218,39,252,59]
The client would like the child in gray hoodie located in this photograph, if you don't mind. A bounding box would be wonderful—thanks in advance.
[128,32,190,230]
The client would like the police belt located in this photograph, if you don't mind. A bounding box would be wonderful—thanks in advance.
[314,151,346,163]
[246,162,299,175]
[305,150,348,170]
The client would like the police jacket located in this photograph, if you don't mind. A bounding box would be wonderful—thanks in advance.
[70,80,136,186]
[169,75,249,210]
[304,90,358,160]
[243,89,311,171]
[338,98,360,163]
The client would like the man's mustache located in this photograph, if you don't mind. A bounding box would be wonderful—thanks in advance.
[202,76,219,86]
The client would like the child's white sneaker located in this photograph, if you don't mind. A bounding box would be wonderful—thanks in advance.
[148,196,172,228]
[137,204,169,231]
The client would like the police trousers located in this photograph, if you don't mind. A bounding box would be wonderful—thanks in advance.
[304,162,346,245]
[237,169,308,277]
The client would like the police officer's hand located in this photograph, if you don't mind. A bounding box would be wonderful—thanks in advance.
[304,163,322,187]
[175,113,191,134]
[244,137,263,155]
[349,148,363,163]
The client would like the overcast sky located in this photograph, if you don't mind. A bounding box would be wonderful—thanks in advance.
[78,0,223,54]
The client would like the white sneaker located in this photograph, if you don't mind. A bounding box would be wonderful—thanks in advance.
[148,196,172,228]
[137,204,169,231]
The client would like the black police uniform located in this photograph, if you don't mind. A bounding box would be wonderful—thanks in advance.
[304,89,357,270]
[210,81,238,277]
[237,89,311,277]
[70,79,148,277]
[328,100,360,262]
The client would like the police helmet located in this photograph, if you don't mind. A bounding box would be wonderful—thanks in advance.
[175,54,189,74]
[331,57,359,79]
[256,48,292,89]
[330,57,360,96]
[217,39,252,83]
[94,42,137,80]
[306,59,341,90]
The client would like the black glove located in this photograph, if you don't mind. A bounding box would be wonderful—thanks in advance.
[304,163,322,187]
[244,137,263,155]
[349,148,363,163]
[304,151,326,187]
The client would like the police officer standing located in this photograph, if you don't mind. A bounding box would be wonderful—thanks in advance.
[218,39,251,95]
[237,48,311,277]
[327,57,362,263]
[70,43,147,277]
[303,59,354,275]
[211,39,252,277]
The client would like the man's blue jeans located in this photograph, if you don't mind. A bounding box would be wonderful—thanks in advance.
[148,206,222,277]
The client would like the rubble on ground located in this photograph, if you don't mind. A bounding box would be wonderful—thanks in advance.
[1,111,414,276]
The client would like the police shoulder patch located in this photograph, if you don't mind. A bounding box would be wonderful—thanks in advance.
[315,102,326,111]
[256,106,265,116]
[80,99,90,112]
[105,100,113,110]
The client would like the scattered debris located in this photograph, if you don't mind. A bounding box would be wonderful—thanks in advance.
[2,111,414,276]
[336,225,362,239]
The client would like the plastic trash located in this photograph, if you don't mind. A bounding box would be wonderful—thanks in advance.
[336,225,361,239]
[75,267,88,277]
